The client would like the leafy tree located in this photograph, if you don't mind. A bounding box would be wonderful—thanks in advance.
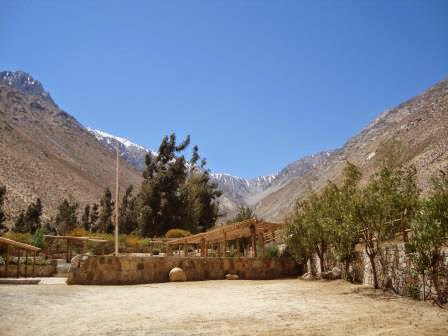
[408,170,448,304]
[0,185,6,232]
[81,205,91,231]
[54,199,79,235]
[138,134,191,236]
[354,157,419,289]
[98,188,114,234]
[13,198,43,233]
[90,203,99,232]
[326,162,362,280]
[182,147,222,233]
[119,185,138,234]
[229,206,255,224]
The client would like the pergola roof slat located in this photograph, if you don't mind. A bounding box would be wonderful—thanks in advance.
[0,237,41,252]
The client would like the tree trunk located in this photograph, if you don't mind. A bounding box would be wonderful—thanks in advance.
[368,253,379,289]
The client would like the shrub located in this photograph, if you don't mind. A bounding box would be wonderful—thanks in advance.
[31,228,47,248]
[3,232,33,245]
[68,228,90,237]
[265,244,280,258]
[165,228,191,238]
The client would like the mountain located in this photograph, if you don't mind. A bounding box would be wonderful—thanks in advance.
[86,127,334,219]
[0,71,143,223]
[253,78,448,220]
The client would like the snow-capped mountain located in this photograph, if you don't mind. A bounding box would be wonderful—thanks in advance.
[86,128,334,217]
[87,128,157,171]
[0,70,55,105]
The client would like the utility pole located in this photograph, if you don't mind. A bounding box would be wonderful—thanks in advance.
[115,146,119,256]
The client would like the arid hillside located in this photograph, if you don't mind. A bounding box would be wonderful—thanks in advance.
[254,78,448,220]
[0,71,143,224]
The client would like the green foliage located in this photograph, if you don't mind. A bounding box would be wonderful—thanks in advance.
[228,206,255,223]
[89,203,99,232]
[137,133,221,237]
[13,198,43,233]
[54,199,79,235]
[165,228,191,238]
[98,188,114,234]
[355,157,419,288]
[81,204,91,231]
[408,170,448,304]
[31,227,47,248]
[265,244,280,258]
[119,185,138,235]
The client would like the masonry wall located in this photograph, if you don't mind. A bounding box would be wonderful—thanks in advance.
[0,263,56,277]
[67,255,300,285]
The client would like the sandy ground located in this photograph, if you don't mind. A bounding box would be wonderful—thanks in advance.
[1,278,447,336]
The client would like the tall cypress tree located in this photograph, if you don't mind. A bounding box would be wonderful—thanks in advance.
[81,204,91,231]
[13,198,43,233]
[99,188,114,233]
[119,185,138,234]
[54,199,78,235]
[90,203,99,232]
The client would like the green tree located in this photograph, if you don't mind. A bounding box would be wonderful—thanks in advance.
[81,204,91,231]
[54,199,79,235]
[409,170,448,304]
[138,134,190,236]
[354,158,419,289]
[229,206,255,223]
[119,185,138,234]
[98,188,114,234]
[89,203,99,232]
[13,198,43,233]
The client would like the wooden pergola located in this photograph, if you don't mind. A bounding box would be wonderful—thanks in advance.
[44,235,108,262]
[0,237,41,278]
[167,219,282,258]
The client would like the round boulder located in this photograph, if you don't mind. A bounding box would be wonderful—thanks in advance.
[169,267,187,282]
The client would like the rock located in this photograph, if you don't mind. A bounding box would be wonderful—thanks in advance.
[301,272,316,280]
[225,273,239,280]
[330,267,342,280]
[169,267,186,282]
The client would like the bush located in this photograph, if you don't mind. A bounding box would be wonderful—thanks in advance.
[3,232,33,245]
[165,228,191,238]
[68,228,90,237]
[31,228,47,248]
[265,244,280,258]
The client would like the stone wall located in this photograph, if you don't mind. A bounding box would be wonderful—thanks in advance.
[67,255,300,285]
[0,263,56,277]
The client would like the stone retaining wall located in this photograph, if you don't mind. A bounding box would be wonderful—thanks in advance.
[67,255,300,285]
[0,264,56,277]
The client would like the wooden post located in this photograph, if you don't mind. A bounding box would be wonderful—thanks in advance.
[201,239,205,257]
[252,230,257,257]
[5,245,10,278]
[183,244,187,257]
[32,251,36,277]
[259,233,265,257]
[114,146,120,256]
[17,249,20,278]
[223,232,227,257]
[205,241,208,257]
[236,238,240,257]
[271,230,276,243]
[25,251,28,278]
[217,242,222,257]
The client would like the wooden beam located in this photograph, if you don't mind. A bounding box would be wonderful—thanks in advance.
[0,237,41,252]
[32,251,36,277]
[16,248,20,278]
[25,251,28,278]
[5,245,10,278]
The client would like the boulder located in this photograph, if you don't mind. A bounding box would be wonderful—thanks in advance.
[169,267,186,282]
[330,267,342,280]
[301,272,316,280]
[225,273,239,280]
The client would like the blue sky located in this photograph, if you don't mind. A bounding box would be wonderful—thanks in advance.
[1,1,447,178]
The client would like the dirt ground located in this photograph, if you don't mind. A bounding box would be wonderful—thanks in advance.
[1,278,447,336]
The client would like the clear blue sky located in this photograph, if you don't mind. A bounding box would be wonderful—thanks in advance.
[1,1,447,178]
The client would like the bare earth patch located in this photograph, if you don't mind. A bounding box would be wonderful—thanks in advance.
[1,279,447,336]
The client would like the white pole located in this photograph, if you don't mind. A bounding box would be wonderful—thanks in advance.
[115,147,119,256]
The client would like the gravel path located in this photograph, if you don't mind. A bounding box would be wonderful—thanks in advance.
[1,279,447,336]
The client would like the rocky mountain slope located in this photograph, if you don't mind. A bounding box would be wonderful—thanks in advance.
[0,71,143,223]
[254,78,448,220]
